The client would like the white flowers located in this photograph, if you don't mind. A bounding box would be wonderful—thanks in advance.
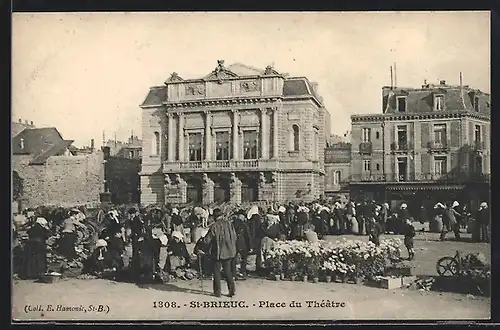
[264,237,402,277]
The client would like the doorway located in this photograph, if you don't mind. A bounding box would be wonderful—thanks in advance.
[397,157,408,181]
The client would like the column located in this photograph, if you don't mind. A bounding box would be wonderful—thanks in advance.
[204,111,212,160]
[230,172,242,204]
[260,109,269,159]
[178,113,185,161]
[202,173,214,205]
[272,107,279,159]
[232,109,239,160]
[167,113,175,162]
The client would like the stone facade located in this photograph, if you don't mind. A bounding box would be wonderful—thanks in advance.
[12,152,104,208]
[350,81,490,211]
[139,61,329,205]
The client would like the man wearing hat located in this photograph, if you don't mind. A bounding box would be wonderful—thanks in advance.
[201,208,237,297]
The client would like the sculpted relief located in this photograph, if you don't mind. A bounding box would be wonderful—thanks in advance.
[185,83,205,96]
[240,80,260,93]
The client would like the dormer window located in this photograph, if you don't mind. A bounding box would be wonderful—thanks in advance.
[20,138,24,150]
[474,96,480,112]
[397,96,407,113]
[434,95,444,111]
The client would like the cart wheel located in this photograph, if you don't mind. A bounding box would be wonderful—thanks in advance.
[436,257,459,277]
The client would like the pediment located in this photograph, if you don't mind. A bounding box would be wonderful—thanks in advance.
[204,69,238,80]
[166,72,184,83]
[204,60,238,81]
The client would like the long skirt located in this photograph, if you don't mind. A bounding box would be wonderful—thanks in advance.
[59,232,77,260]
[164,255,187,273]
[21,240,47,279]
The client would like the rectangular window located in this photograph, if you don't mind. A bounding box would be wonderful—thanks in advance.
[362,128,371,142]
[243,130,259,159]
[434,156,447,177]
[474,125,481,143]
[397,97,407,113]
[188,133,203,161]
[313,129,319,161]
[334,171,341,185]
[433,124,447,145]
[434,95,444,111]
[215,131,231,161]
[474,96,480,112]
[397,125,408,149]
[363,160,371,172]
[397,157,408,181]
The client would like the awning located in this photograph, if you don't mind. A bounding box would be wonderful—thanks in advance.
[387,185,466,191]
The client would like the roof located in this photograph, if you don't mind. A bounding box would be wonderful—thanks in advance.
[12,127,74,164]
[141,86,167,107]
[30,140,74,165]
[382,85,491,115]
[12,127,64,155]
[141,63,323,107]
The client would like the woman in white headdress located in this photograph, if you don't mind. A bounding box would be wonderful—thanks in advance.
[21,217,50,279]
[247,205,262,263]
[163,231,191,274]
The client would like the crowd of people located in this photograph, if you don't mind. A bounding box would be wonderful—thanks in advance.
[12,197,490,298]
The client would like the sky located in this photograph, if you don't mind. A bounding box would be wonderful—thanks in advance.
[12,11,490,147]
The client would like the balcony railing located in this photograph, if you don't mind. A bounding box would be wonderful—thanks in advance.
[163,159,324,172]
[359,142,372,155]
[428,140,450,152]
[390,141,413,152]
[350,172,490,184]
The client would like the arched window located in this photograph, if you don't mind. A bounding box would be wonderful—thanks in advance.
[292,124,300,151]
[152,131,160,156]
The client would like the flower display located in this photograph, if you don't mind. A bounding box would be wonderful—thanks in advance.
[264,238,402,281]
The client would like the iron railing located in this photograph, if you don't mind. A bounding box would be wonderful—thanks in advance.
[390,141,414,152]
[428,140,451,152]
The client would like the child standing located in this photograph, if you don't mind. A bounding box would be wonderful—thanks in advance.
[403,218,416,260]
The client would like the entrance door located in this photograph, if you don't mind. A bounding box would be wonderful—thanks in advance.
[214,183,230,203]
[186,186,202,204]
[241,185,258,202]
[397,157,408,181]
[475,156,483,175]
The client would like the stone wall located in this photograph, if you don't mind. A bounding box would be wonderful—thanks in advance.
[12,152,104,208]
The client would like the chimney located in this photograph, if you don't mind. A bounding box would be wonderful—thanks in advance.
[30,121,33,126]
[91,139,95,149]
[440,80,446,85]
[18,118,22,123]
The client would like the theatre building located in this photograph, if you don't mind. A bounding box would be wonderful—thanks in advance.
[139,61,330,205]
[350,80,490,212]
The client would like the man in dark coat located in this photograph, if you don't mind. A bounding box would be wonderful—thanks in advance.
[476,202,490,243]
[202,208,238,298]
[129,208,144,278]
[418,205,427,225]
[231,212,252,279]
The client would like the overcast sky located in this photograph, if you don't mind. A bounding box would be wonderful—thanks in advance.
[12,11,490,147]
